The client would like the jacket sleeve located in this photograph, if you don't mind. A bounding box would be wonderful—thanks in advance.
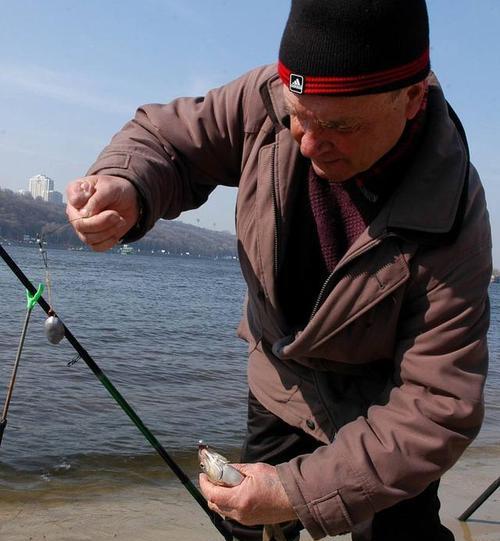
[86,65,274,239]
[276,175,492,539]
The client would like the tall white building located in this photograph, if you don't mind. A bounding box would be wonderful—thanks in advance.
[29,174,54,201]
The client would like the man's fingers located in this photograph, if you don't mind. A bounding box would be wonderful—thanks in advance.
[80,220,125,245]
[67,175,123,218]
[200,475,239,520]
[71,225,119,252]
[67,209,127,251]
[89,235,123,252]
[66,177,97,210]
[66,203,86,224]
[81,226,122,252]
[71,210,124,235]
[199,474,233,503]
[199,473,221,497]
[81,191,107,218]
[199,474,245,515]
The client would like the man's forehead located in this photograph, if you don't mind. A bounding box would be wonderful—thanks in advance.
[282,85,382,120]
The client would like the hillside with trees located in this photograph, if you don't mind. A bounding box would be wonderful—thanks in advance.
[0,188,237,257]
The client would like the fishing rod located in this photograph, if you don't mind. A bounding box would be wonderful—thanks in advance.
[0,241,235,541]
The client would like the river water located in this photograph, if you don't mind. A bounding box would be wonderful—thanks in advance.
[0,245,498,498]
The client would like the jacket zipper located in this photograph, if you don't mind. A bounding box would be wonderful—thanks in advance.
[271,144,281,278]
[309,236,390,440]
[309,236,387,320]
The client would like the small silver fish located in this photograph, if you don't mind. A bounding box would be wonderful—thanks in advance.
[198,441,288,541]
[198,441,244,487]
[44,315,65,344]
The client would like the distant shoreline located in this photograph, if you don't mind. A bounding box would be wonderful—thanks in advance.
[0,239,239,260]
[0,188,237,258]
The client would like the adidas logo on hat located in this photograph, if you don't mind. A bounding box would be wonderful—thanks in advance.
[289,74,304,94]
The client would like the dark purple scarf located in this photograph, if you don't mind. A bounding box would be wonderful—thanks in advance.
[309,92,428,272]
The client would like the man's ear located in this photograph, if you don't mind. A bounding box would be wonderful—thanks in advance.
[405,81,427,120]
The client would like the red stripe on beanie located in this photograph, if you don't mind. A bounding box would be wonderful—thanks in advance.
[279,49,430,95]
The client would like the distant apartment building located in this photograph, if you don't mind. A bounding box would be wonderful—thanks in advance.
[28,174,63,204]
[48,190,63,204]
[29,174,53,200]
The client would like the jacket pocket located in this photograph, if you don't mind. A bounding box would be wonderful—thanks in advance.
[91,152,131,171]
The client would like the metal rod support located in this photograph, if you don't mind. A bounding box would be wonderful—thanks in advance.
[458,476,500,521]
[1,308,32,422]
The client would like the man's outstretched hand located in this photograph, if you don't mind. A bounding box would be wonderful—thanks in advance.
[66,175,140,251]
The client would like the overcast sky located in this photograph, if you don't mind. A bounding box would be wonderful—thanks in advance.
[0,1,499,264]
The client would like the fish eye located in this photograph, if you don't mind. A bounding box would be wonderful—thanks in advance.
[200,463,205,469]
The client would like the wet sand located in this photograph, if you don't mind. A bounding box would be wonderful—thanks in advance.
[0,449,498,541]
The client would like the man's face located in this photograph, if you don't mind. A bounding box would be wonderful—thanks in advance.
[283,84,424,182]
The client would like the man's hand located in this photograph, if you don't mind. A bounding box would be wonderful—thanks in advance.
[199,462,297,526]
[66,175,140,251]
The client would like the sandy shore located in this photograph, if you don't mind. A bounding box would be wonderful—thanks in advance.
[0,449,498,541]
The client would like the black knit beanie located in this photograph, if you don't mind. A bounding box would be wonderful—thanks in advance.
[278,0,430,96]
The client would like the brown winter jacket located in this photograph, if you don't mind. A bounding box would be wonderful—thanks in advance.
[87,65,492,538]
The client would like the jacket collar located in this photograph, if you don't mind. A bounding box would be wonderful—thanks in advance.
[261,71,470,245]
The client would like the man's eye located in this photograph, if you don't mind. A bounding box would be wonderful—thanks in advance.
[320,122,358,133]
[335,125,357,133]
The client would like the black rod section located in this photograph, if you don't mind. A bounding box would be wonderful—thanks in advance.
[0,242,233,541]
[458,476,500,521]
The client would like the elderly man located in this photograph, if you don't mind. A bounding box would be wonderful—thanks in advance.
[66,1,491,540]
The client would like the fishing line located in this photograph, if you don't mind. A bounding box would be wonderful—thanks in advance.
[36,215,85,311]
[0,241,235,541]
[34,234,65,344]
[38,218,91,345]
[37,235,53,308]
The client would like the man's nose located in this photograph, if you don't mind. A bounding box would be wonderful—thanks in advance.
[299,125,329,158]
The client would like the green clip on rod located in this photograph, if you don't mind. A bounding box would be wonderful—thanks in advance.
[0,243,235,541]
[0,284,44,446]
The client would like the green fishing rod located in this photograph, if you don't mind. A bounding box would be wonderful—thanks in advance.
[0,242,235,541]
